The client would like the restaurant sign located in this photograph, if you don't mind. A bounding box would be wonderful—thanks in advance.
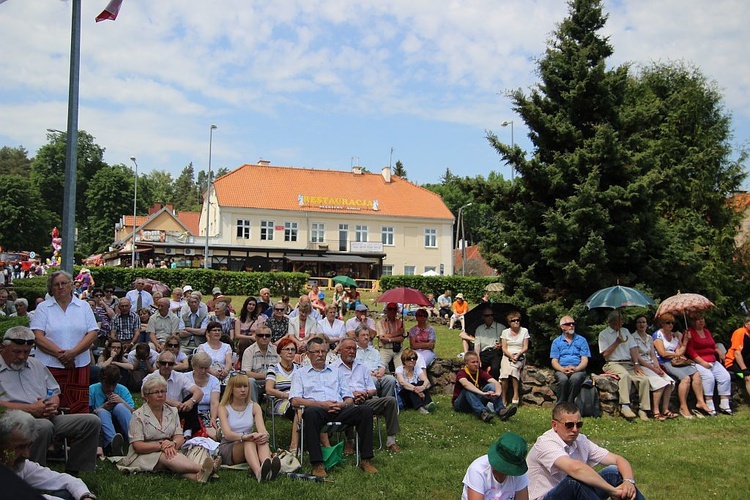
[298,195,379,211]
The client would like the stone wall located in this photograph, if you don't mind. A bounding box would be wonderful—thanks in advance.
[426,358,749,416]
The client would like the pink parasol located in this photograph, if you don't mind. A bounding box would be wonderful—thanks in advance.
[375,287,432,307]
[654,292,715,318]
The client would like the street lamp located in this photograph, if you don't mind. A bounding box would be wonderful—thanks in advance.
[203,124,217,270]
[501,120,515,179]
[130,156,138,269]
[458,202,473,276]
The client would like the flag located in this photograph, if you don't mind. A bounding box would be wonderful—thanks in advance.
[95,0,122,22]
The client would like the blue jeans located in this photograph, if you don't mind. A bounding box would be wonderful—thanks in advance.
[544,465,646,500]
[453,383,504,416]
[94,403,132,448]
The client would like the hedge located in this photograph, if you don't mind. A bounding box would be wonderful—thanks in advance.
[378,275,502,303]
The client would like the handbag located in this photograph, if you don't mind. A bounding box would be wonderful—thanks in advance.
[276,450,301,473]
[670,355,693,367]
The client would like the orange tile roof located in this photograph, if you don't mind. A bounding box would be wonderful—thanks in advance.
[177,211,201,235]
[729,192,750,211]
[122,215,149,227]
[214,164,454,219]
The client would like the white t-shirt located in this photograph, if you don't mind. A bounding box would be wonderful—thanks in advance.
[462,455,529,499]
[198,342,232,367]
[598,326,636,361]
[185,371,221,411]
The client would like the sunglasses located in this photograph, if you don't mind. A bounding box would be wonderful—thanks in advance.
[556,420,584,430]
[405,356,418,361]
[509,318,521,323]
[274,308,285,311]
[562,322,575,327]
[256,334,271,338]
[158,361,175,366]
[7,338,35,346]
[166,343,180,348]
[228,370,247,378]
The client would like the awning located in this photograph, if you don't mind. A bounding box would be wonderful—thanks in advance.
[286,254,380,264]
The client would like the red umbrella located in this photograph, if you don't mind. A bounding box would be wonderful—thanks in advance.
[375,287,432,306]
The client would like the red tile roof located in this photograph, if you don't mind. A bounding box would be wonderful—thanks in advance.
[177,211,201,235]
[213,164,454,219]
[122,215,149,228]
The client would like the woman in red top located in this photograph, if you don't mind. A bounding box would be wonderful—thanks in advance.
[685,314,732,415]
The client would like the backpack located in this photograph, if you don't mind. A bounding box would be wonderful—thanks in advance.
[575,378,601,418]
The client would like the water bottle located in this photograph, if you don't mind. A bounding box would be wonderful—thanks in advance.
[45,389,54,402]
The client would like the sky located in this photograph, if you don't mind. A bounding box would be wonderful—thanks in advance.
[1,0,749,186]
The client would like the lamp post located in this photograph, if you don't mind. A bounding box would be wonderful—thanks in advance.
[501,120,515,179]
[203,124,217,270]
[129,156,138,269]
[458,202,473,276]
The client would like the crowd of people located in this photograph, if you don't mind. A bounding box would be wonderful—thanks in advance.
[1,274,747,498]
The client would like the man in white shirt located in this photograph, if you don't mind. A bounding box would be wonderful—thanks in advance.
[125,277,154,311]
[0,409,97,499]
[526,402,644,500]
[345,304,376,339]
[354,325,397,399]
[598,310,650,420]
[462,432,529,500]
[143,351,203,437]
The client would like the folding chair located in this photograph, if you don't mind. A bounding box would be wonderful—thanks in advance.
[297,405,361,466]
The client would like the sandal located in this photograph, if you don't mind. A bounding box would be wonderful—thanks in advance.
[679,410,694,419]
[652,412,667,422]
[663,410,679,419]
[691,408,706,419]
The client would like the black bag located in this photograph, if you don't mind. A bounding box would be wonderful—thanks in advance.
[574,378,601,418]
[392,342,402,353]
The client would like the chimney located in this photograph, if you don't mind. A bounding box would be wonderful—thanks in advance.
[148,203,162,215]
[166,203,174,213]
[381,166,391,183]
[258,159,271,166]
[352,166,363,175]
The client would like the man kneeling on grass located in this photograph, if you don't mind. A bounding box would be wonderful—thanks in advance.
[526,401,645,500]
[452,351,517,423]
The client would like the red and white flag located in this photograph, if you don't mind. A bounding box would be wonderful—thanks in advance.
[95,0,123,22]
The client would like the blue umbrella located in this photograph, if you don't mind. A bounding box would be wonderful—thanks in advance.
[585,285,654,309]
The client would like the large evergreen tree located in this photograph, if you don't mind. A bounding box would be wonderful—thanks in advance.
[173,163,201,212]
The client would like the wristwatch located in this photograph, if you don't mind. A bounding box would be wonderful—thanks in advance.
[624,478,636,485]
[190,398,198,404]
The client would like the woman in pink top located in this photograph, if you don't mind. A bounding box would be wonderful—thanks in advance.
[685,313,732,415]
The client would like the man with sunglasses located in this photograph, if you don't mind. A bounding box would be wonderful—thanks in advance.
[0,326,100,474]
[143,351,203,437]
[474,307,505,380]
[241,325,279,402]
[527,402,644,500]
[550,316,590,405]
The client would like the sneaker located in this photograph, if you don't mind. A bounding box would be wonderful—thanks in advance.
[311,463,327,478]
[258,457,272,483]
[268,456,281,481]
[479,409,495,423]
[426,402,437,413]
[486,402,495,413]
[110,433,124,457]
[456,352,465,360]
[498,404,518,421]
[418,406,430,415]
[359,459,378,474]
[197,456,214,483]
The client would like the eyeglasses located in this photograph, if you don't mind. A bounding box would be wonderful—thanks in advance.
[7,338,35,346]
[509,318,521,323]
[556,420,584,430]
[53,281,71,288]
[228,370,247,378]
[146,389,167,395]
[256,334,271,338]
[158,361,175,367]
[209,328,223,332]
[166,343,180,348]
[561,322,575,327]
[405,356,418,361]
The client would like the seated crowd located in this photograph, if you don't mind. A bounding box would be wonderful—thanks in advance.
[1,275,747,498]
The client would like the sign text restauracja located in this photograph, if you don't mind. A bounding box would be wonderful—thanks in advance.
[298,195,379,211]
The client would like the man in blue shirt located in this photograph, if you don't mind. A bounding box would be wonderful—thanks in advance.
[89,364,134,456]
[290,336,377,478]
[550,316,590,404]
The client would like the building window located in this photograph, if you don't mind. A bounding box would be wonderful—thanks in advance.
[404,265,416,275]
[311,223,325,243]
[424,266,436,274]
[260,220,274,241]
[339,224,348,251]
[382,265,393,276]
[381,226,394,246]
[355,225,368,243]
[424,228,437,247]
[284,221,298,242]
[236,219,251,239]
